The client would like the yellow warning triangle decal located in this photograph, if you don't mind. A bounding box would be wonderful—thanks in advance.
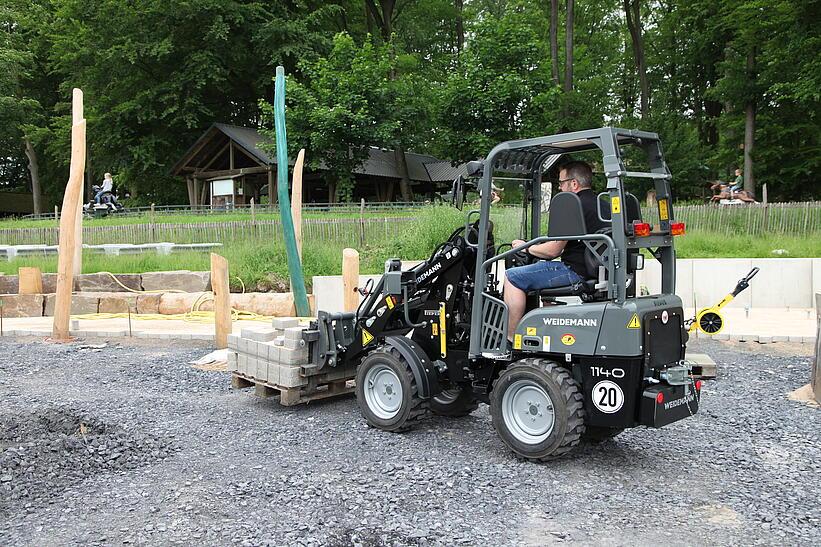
[627,313,641,329]
[362,328,374,346]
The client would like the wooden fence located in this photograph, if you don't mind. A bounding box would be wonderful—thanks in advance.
[642,201,821,235]
[0,217,416,246]
[1,201,818,246]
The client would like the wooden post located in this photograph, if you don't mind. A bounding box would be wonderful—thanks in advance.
[267,166,274,209]
[762,183,769,232]
[250,197,256,223]
[150,203,156,242]
[18,267,43,295]
[211,253,230,349]
[813,293,821,403]
[54,205,59,222]
[291,149,305,259]
[72,89,84,277]
[359,198,366,248]
[52,112,86,341]
[342,248,360,313]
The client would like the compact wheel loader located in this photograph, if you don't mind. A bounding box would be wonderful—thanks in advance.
[312,128,702,461]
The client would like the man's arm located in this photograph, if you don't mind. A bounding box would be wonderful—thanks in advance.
[512,239,567,260]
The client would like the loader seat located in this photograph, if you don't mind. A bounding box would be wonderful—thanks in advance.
[524,192,611,302]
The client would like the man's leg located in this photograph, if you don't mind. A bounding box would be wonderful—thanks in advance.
[504,282,527,340]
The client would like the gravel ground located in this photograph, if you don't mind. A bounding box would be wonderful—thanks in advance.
[0,337,819,546]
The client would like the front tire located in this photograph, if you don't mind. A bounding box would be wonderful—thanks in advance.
[490,358,585,461]
[355,345,428,432]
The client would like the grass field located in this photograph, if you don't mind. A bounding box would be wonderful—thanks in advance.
[1,206,818,291]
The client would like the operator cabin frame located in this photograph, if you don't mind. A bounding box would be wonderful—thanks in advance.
[467,127,680,359]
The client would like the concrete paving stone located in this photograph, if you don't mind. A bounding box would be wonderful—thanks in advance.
[273,336,285,347]
[788,335,804,343]
[243,328,276,342]
[266,362,280,385]
[227,351,238,372]
[283,337,305,350]
[266,344,280,363]
[191,334,213,341]
[278,364,307,388]
[279,346,309,365]
[272,317,299,329]
[255,358,268,382]
[772,335,789,342]
[802,336,816,344]
[757,336,772,344]
[283,327,305,341]
[714,333,730,341]
[238,338,249,354]
[227,334,240,350]
[237,354,247,375]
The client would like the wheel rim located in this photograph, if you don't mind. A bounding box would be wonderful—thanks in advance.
[699,312,722,333]
[363,364,404,420]
[501,379,555,444]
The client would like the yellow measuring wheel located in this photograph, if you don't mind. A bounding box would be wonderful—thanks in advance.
[688,268,759,335]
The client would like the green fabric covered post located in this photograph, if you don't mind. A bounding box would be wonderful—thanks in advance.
[274,66,311,317]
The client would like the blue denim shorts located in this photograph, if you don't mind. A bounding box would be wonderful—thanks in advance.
[506,260,583,291]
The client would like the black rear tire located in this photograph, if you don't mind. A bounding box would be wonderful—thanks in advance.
[429,386,479,417]
[490,358,585,461]
[355,345,428,432]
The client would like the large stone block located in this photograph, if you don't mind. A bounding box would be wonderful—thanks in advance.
[98,294,139,314]
[141,271,211,292]
[0,275,19,295]
[0,294,44,317]
[43,294,99,316]
[76,273,142,292]
[136,294,161,314]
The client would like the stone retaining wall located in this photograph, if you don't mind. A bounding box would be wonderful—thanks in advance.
[0,291,314,318]
[0,270,211,295]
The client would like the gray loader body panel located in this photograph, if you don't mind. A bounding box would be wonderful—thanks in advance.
[514,294,685,358]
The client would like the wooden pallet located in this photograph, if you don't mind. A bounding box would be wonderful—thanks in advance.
[231,372,355,406]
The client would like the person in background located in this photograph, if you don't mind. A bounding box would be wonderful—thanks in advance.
[95,172,114,204]
[730,168,743,194]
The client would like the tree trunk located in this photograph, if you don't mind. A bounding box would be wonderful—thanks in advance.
[24,138,42,214]
[364,1,374,36]
[455,0,464,51]
[328,180,337,204]
[564,0,574,93]
[550,0,560,86]
[743,47,756,197]
[624,0,649,118]
[395,146,413,202]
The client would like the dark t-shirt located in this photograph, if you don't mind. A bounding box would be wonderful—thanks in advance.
[560,188,609,278]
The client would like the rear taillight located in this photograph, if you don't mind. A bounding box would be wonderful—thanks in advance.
[695,380,702,391]
[671,222,686,236]
[633,221,651,237]
[655,392,664,404]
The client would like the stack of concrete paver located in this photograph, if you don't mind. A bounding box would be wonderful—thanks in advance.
[228,317,356,405]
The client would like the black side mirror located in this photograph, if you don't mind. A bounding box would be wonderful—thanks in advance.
[466,160,484,177]
[451,175,465,210]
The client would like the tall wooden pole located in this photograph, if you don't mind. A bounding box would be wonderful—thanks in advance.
[52,108,86,341]
[342,248,360,313]
[291,148,305,259]
[211,253,230,349]
[72,89,84,276]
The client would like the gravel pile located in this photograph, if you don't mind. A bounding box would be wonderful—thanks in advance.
[0,336,818,546]
[0,407,174,515]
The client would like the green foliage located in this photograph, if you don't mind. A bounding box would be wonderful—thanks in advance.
[1,0,818,208]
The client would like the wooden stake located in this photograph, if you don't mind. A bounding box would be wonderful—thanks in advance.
[211,253,230,349]
[18,267,43,295]
[342,248,360,313]
[72,89,84,277]
[291,149,305,259]
[52,118,87,341]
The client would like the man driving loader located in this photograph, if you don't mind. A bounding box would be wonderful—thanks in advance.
[503,161,609,338]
